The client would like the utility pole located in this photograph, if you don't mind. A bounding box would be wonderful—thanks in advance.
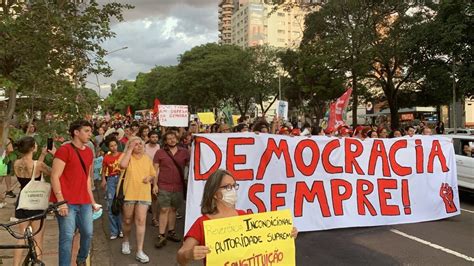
[452,55,457,134]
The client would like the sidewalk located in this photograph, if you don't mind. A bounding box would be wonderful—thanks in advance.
[0,180,95,266]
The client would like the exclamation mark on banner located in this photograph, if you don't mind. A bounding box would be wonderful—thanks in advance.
[402,179,411,215]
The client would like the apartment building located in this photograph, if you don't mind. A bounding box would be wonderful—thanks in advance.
[218,0,234,44]
[218,0,315,48]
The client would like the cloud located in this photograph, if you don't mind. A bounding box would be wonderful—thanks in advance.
[88,2,219,97]
[98,0,217,21]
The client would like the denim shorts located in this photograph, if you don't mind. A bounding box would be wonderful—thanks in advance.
[124,200,151,206]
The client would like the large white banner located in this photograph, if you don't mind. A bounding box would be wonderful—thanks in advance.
[158,105,189,127]
[185,134,460,234]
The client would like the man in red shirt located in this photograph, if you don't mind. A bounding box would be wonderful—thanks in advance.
[50,120,100,266]
[153,131,190,248]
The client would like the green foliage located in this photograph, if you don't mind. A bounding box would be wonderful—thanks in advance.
[103,80,144,113]
[301,0,375,125]
[104,43,268,117]
[0,0,132,146]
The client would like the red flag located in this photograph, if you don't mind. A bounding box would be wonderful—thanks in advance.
[326,102,337,133]
[153,98,161,117]
[328,87,353,131]
[126,106,132,116]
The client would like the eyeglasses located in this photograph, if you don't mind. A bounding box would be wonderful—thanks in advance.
[219,183,239,191]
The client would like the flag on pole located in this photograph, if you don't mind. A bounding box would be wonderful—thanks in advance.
[327,87,353,132]
[153,98,161,118]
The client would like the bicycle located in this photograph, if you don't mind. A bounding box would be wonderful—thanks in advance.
[0,201,67,266]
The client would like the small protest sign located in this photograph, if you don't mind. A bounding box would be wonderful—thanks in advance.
[277,100,288,120]
[158,105,189,127]
[204,209,295,266]
[197,112,216,125]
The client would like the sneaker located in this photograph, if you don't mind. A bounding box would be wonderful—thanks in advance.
[121,241,131,255]
[135,251,149,263]
[6,191,16,198]
[119,231,124,238]
[154,234,167,248]
[0,202,7,209]
[167,230,181,242]
[110,235,118,240]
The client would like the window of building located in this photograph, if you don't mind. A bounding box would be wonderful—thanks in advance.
[277,12,285,17]
[278,38,285,42]
[278,30,285,34]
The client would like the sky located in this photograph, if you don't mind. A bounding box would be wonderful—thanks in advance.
[88,0,219,97]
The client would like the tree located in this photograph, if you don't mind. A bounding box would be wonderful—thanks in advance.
[302,0,375,126]
[103,80,143,113]
[0,0,131,147]
[134,66,180,107]
[408,0,473,107]
[176,43,254,116]
[279,46,345,124]
[248,45,280,116]
[366,2,434,129]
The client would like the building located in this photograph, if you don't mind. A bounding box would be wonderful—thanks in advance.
[218,0,234,44]
[228,0,311,48]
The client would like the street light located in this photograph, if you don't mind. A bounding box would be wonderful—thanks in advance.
[95,46,128,98]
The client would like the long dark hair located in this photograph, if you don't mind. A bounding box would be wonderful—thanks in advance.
[201,169,235,215]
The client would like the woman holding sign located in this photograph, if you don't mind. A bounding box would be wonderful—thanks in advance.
[177,169,298,265]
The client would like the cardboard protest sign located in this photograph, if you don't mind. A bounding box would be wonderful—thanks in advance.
[197,112,216,125]
[204,210,295,266]
[232,115,240,126]
[158,105,188,127]
[185,134,460,234]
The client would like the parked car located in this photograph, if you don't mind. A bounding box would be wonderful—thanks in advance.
[441,135,474,191]
[445,128,474,135]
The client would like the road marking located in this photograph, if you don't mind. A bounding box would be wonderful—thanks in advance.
[390,229,474,262]
[461,208,474,214]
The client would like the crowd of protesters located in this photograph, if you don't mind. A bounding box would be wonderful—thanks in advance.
[1,113,472,265]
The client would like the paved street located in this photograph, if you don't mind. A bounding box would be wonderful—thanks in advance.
[99,190,474,266]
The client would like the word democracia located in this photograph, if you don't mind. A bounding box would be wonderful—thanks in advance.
[193,137,448,180]
[193,136,450,217]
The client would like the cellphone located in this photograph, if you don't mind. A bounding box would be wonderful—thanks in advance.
[47,138,53,151]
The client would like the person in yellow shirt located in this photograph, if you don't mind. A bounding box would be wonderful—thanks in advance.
[119,137,158,263]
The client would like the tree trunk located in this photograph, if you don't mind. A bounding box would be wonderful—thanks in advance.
[351,74,358,127]
[387,93,399,130]
[1,88,17,150]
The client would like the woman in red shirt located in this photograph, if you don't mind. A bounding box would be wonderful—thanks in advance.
[101,137,123,240]
[177,169,298,265]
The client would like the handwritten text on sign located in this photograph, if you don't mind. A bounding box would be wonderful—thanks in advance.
[185,134,460,234]
[204,209,295,266]
[158,105,189,127]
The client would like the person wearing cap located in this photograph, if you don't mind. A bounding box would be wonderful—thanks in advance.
[290,128,301,136]
[279,126,290,135]
[339,127,352,138]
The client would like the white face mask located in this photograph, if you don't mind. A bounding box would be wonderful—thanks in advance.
[221,188,237,206]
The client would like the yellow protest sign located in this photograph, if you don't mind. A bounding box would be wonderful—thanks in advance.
[232,115,240,126]
[204,209,295,266]
[198,112,216,125]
